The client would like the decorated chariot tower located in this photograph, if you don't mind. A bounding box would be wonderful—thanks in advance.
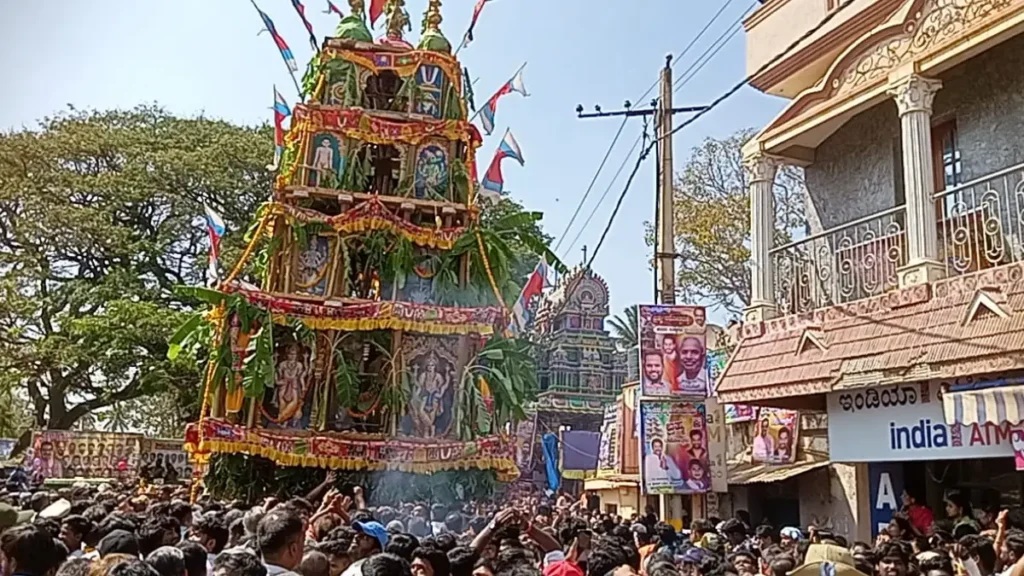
[181,0,546,496]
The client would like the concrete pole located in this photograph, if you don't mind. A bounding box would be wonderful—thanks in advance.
[657,54,677,306]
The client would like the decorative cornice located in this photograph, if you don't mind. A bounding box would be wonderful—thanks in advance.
[758,0,1024,144]
[749,0,905,92]
[887,75,942,116]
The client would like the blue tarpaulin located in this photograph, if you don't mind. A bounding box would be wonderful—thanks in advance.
[542,432,560,491]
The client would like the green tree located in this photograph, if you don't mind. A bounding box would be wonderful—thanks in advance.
[0,105,273,430]
[607,306,638,351]
[650,128,806,314]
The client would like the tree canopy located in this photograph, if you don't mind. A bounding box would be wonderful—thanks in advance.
[651,128,807,314]
[0,105,272,431]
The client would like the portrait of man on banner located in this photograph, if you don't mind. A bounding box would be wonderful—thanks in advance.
[638,305,708,398]
[639,401,711,494]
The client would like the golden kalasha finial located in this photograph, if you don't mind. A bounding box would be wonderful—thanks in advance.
[385,0,410,39]
[348,0,365,16]
[423,0,442,34]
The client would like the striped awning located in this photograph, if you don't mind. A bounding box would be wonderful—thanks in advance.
[942,385,1024,426]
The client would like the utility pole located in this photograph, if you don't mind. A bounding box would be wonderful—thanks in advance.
[575,56,704,299]
[656,55,676,306]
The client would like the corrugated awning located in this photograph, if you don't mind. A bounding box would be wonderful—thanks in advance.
[942,385,1024,426]
[727,458,830,485]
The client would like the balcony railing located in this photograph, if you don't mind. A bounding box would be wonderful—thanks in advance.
[769,162,1024,315]
[772,208,907,314]
[937,163,1024,276]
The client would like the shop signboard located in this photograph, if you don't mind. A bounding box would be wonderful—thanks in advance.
[639,400,710,494]
[705,398,728,493]
[637,305,708,398]
[597,403,620,475]
[868,462,904,537]
[827,382,1024,461]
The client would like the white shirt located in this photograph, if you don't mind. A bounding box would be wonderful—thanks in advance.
[676,371,708,395]
[753,435,775,461]
[340,559,365,576]
[644,453,682,486]
[644,378,671,395]
[265,563,300,576]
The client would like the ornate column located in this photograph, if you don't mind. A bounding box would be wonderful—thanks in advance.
[744,153,778,323]
[888,74,945,287]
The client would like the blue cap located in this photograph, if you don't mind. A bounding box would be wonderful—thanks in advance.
[353,521,389,549]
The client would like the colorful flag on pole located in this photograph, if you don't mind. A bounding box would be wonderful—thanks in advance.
[479,68,529,135]
[480,129,524,194]
[204,205,227,285]
[369,0,387,26]
[290,0,319,52]
[251,0,299,72]
[461,0,494,49]
[268,87,293,171]
[323,0,344,16]
[509,258,549,334]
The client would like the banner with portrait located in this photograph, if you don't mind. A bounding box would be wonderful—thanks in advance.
[140,438,193,484]
[31,431,142,482]
[515,407,538,476]
[637,305,708,398]
[724,404,758,424]
[639,400,710,494]
[597,403,620,475]
[752,408,800,464]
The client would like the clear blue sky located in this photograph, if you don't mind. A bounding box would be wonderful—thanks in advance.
[0,0,786,324]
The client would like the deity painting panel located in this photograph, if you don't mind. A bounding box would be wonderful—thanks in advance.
[307,133,344,187]
[400,336,458,439]
[415,65,445,118]
[294,235,333,297]
[416,65,444,89]
[414,144,449,200]
[262,340,316,430]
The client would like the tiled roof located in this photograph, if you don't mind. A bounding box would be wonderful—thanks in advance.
[717,264,1024,403]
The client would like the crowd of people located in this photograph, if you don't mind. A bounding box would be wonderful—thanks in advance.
[3,472,1024,576]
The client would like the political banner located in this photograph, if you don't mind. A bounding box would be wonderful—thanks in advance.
[752,408,800,464]
[639,400,710,494]
[141,438,193,483]
[31,431,141,482]
[597,403,620,475]
[637,305,708,398]
[724,405,758,424]
[515,407,538,475]
[705,398,728,493]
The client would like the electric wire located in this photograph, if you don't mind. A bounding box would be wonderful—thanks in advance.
[582,0,858,270]
[555,0,745,256]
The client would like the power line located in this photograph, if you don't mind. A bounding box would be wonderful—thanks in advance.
[556,0,745,255]
[659,0,856,147]
[563,129,645,256]
[634,0,743,103]
[584,0,858,269]
[586,127,653,270]
[552,116,629,253]
[673,4,753,94]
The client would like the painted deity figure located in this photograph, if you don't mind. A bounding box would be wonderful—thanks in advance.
[274,344,309,426]
[312,138,335,186]
[411,353,450,438]
[298,238,329,288]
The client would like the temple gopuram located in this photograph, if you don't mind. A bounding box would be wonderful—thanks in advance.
[525,268,627,478]
[180,0,550,497]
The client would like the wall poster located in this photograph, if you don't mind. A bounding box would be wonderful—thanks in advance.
[639,400,710,494]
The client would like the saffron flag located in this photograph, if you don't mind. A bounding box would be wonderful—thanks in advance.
[251,0,299,72]
[204,205,227,285]
[510,258,549,334]
[290,0,319,51]
[268,87,293,171]
[461,0,494,49]
[480,129,524,194]
[479,68,529,135]
[323,0,344,16]
[369,0,387,26]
